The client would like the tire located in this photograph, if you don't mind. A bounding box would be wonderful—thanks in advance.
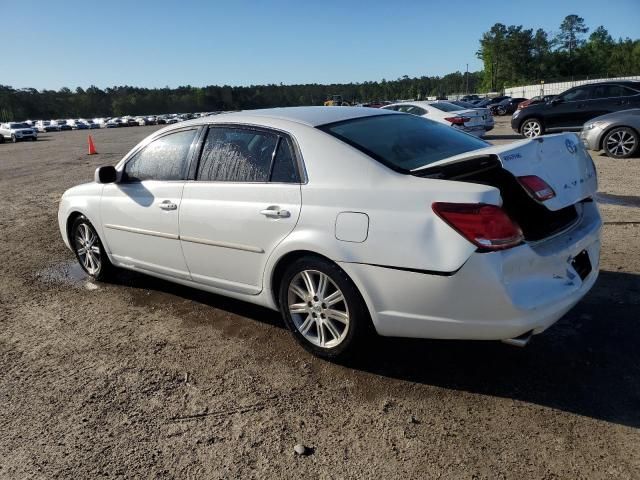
[0,135,4,144]
[31,137,37,141]
[497,106,506,116]
[11,134,17,143]
[521,118,544,138]
[70,215,113,281]
[278,256,371,360]
[603,127,639,159]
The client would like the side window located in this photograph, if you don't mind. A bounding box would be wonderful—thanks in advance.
[407,106,427,115]
[560,87,591,102]
[197,127,278,182]
[122,129,197,182]
[270,138,300,183]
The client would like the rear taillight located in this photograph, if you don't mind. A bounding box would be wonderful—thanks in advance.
[432,203,523,251]
[444,116,471,125]
[517,175,556,201]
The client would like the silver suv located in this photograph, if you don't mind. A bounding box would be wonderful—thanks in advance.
[0,122,38,143]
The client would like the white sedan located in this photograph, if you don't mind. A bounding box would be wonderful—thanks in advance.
[382,101,488,137]
[58,107,601,359]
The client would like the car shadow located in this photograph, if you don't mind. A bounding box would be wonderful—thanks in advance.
[105,268,640,428]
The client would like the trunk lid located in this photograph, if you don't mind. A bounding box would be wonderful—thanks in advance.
[457,109,484,128]
[412,133,597,211]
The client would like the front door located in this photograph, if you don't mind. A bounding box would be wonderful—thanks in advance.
[179,126,302,294]
[100,127,200,279]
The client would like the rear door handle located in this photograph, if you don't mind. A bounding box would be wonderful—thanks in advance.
[260,206,290,218]
[159,200,177,211]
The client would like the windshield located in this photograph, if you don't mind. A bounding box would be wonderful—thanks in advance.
[319,114,488,173]
[429,102,464,112]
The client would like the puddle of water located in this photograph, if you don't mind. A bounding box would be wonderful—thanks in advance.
[36,260,98,289]
[595,192,640,208]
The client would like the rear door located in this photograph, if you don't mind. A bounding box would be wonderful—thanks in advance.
[100,127,200,279]
[179,125,302,294]
[590,84,640,118]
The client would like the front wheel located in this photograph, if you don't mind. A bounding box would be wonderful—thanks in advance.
[603,127,638,159]
[71,215,113,281]
[31,137,37,141]
[521,118,543,138]
[279,256,371,360]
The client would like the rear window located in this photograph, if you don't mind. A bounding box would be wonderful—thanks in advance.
[429,102,464,112]
[319,114,488,172]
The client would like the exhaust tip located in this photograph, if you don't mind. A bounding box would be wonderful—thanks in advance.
[501,330,533,347]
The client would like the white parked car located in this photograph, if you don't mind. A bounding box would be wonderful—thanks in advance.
[0,122,38,142]
[382,101,488,137]
[36,120,59,132]
[58,107,601,359]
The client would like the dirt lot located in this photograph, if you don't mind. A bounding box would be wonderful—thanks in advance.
[1,118,639,479]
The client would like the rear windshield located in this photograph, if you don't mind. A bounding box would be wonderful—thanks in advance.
[319,114,488,172]
[429,102,464,112]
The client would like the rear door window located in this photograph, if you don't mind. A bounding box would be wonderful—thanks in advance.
[122,129,198,182]
[270,138,300,183]
[196,127,278,182]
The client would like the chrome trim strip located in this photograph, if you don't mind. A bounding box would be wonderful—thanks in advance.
[180,235,264,253]
[104,224,264,253]
[104,224,179,240]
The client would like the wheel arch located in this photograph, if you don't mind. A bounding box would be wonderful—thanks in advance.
[270,249,334,309]
[519,116,544,134]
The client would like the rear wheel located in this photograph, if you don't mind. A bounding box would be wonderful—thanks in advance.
[603,127,638,159]
[71,215,113,281]
[521,118,543,138]
[279,256,371,360]
[11,134,17,143]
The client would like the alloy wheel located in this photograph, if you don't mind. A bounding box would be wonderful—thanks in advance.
[606,129,637,158]
[522,120,542,138]
[287,270,349,349]
[74,222,102,275]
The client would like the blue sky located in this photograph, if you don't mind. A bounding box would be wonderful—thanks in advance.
[4,0,639,90]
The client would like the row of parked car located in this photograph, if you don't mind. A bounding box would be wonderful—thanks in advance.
[0,113,217,143]
[458,81,640,158]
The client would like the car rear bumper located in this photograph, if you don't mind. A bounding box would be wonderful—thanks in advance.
[339,202,601,341]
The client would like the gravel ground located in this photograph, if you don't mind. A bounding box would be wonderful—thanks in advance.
[1,118,639,479]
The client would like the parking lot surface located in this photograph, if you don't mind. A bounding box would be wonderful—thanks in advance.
[1,119,639,479]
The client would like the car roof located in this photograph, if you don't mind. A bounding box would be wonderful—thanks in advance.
[205,106,397,127]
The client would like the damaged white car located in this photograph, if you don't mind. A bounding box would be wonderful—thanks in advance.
[58,107,601,359]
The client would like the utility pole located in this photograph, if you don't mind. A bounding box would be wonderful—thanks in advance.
[465,63,469,94]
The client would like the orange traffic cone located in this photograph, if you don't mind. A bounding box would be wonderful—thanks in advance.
[88,135,98,155]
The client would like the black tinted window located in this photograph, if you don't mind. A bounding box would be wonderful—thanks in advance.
[197,127,278,182]
[560,87,591,101]
[320,114,488,172]
[270,139,300,183]
[123,129,197,182]
[592,85,636,98]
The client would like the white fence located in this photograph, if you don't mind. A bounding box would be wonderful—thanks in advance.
[504,76,640,99]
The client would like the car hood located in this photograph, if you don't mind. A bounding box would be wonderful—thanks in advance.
[412,132,597,211]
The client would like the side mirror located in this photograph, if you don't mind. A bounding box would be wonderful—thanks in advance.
[95,165,117,184]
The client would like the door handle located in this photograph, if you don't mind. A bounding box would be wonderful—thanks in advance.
[159,200,177,211]
[260,206,291,218]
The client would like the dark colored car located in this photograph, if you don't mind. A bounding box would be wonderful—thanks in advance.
[460,94,480,102]
[491,98,527,116]
[511,81,640,137]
